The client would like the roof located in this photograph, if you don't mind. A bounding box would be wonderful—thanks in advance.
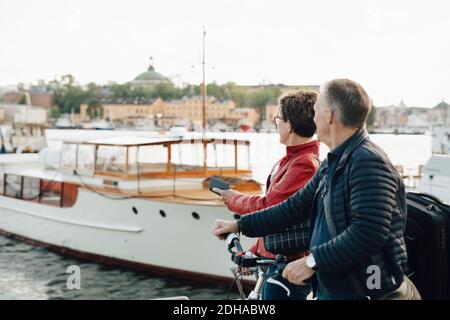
[62,136,180,147]
[433,100,450,110]
[133,65,167,82]
[0,103,45,110]
[0,153,40,165]
[61,135,251,147]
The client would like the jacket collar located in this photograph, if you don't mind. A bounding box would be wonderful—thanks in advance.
[285,140,320,157]
[335,128,369,172]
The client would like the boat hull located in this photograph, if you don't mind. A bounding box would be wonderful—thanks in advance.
[0,189,255,284]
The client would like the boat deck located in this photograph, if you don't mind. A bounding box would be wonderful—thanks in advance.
[97,185,263,206]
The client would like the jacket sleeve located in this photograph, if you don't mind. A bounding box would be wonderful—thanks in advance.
[247,240,259,256]
[238,164,324,237]
[225,158,318,215]
[310,156,397,274]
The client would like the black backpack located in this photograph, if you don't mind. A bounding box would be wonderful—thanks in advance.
[405,192,450,300]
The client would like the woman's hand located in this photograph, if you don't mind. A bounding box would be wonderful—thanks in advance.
[212,188,241,203]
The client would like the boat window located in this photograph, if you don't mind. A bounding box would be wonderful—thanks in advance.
[4,174,22,198]
[128,145,169,175]
[40,179,62,206]
[77,144,95,176]
[129,139,251,176]
[22,176,40,201]
[169,140,251,172]
[96,146,127,174]
[63,137,252,178]
[2,174,78,208]
[60,143,77,174]
[61,183,78,207]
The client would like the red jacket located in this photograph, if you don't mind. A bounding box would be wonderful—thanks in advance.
[224,140,320,260]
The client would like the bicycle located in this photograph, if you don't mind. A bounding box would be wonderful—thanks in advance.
[225,233,291,300]
[155,233,291,300]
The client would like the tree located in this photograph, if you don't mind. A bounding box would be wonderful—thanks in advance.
[219,82,246,107]
[86,82,100,100]
[50,107,61,119]
[111,83,133,99]
[181,84,198,97]
[206,82,226,100]
[86,99,103,119]
[18,94,27,105]
[52,74,86,114]
[246,87,281,123]
[367,104,376,128]
[153,82,183,100]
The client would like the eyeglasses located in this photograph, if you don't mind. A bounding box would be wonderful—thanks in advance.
[273,115,284,126]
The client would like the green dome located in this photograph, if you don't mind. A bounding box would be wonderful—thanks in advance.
[134,65,166,81]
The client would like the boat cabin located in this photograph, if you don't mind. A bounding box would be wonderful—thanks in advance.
[59,136,254,180]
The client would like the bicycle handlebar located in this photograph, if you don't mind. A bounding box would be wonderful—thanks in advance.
[225,233,292,299]
[225,233,287,270]
[226,233,243,253]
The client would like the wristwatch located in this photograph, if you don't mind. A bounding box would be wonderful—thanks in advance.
[306,254,318,271]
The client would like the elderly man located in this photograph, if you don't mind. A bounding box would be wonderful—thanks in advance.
[212,79,421,300]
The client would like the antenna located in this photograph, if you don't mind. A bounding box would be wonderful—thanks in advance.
[148,56,155,71]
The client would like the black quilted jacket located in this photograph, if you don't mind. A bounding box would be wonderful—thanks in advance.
[239,128,408,298]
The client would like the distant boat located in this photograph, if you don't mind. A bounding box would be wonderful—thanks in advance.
[238,124,252,132]
[210,121,229,132]
[82,119,115,130]
[417,125,450,203]
[55,117,79,129]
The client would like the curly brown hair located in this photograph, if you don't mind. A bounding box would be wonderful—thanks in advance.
[279,90,317,138]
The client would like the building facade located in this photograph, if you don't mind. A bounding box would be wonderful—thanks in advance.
[79,98,165,123]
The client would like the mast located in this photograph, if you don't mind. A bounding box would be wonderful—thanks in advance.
[201,27,207,169]
[202,27,207,134]
[444,98,448,127]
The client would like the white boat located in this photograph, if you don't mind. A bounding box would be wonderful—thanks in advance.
[417,125,450,204]
[55,117,79,129]
[0,132,262,283]
[82,119,115,130]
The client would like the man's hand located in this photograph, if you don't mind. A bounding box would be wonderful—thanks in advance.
[282,256,315,285]
[212,188,241,203]
[211,219,239,239]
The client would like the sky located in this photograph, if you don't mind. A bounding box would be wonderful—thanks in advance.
[0,0,449,107]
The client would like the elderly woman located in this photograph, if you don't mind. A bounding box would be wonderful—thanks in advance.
[214,90,320,300]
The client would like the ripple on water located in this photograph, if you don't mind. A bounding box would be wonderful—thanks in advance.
[0,235,238,300]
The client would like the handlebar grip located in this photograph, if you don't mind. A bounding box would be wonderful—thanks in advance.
[226,233,243,253]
